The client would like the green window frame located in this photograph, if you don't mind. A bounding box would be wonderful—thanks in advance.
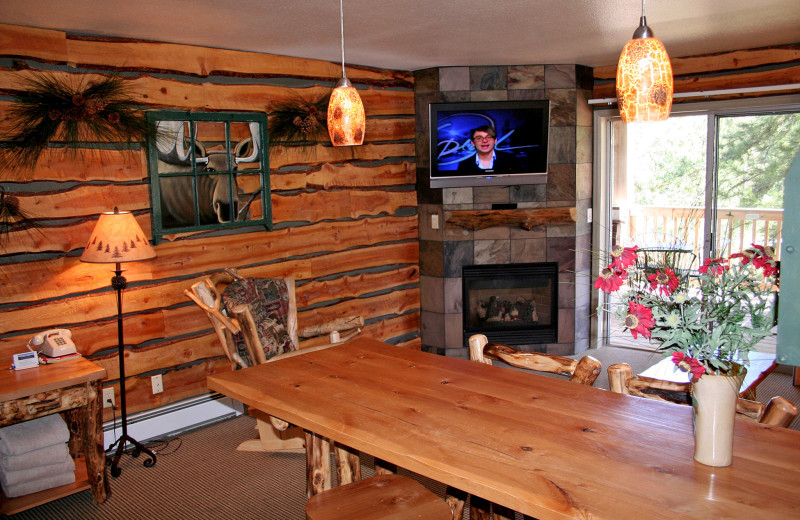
[146,111,271,244]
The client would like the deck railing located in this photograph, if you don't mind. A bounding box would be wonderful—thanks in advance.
[621,205,784,261]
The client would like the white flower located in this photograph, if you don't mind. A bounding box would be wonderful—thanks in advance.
[665,313,680,327]
[673,293,687,304]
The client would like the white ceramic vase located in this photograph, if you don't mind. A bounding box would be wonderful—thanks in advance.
[691,368,745,467]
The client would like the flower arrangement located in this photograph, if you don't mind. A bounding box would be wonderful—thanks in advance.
[595,243,779,379]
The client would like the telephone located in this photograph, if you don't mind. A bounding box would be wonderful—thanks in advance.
[31,329,77,358]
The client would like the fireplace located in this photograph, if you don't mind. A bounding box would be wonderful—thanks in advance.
[462,263,558,346]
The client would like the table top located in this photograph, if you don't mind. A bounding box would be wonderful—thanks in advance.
[208,337,800,520]
[0,356,106,402]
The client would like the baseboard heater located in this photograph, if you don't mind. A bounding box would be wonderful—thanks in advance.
[103,393,242,450]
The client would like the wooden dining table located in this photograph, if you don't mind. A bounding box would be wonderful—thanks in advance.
[207,337,800,520]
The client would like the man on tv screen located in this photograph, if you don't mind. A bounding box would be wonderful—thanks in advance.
[456,125,518,175]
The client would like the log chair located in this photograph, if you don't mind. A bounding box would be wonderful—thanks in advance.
[185,268,364,452]
[607,363,799,427]
[305,473,453,520]
[449,334,602,520]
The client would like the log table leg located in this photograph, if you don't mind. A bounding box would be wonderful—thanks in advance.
[445,486,467,519]
[334,442,361,486]
[305,431,331,498]
[470,495,494,520]
[84,381,109,502]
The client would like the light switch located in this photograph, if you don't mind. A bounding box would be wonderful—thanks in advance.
[431,214,440,229]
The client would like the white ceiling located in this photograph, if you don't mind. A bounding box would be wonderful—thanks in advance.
[1,0,799,71]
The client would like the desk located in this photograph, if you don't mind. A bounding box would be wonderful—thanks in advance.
[208,337,800,520]
[0,357,108,514]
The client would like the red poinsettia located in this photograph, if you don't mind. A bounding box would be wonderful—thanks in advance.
[646,268,680,295]
[609,244,639,269]
[698,257,728,276]
[594,266,627,293]
[624,301,655,339]
[671,352,706,381]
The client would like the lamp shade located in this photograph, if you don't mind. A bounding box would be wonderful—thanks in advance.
[616,36,673,123]
[327,78,365,146]
[80,209,156,264]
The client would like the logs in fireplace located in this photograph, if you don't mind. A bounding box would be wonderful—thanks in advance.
[462,263,558,346]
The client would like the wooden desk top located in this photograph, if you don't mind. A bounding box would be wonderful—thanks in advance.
[208,337,800,520]
[0,357,106,402]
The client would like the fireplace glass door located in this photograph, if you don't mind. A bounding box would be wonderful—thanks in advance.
[462,263,558,346]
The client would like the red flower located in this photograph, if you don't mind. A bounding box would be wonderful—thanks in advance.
[671,352,706,381]
[698,257,728,276]
[610,244,639,269]
[625,301,655,339]
[594,266,626,293]
[732,244,778,277]
[647,268,680,295]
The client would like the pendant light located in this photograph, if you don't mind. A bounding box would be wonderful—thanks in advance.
[327,0,365,146]
[616,0,673,123]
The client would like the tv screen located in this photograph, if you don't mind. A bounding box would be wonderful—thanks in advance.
[429,100,550,188]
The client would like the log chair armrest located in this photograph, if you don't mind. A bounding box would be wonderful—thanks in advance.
[300,315,365,340]
[571,355,601,386]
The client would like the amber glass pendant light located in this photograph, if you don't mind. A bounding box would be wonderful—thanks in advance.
[327,0,365,146]
[616,0,673,122]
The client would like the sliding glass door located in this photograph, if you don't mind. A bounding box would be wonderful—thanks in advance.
[594,97,800,349]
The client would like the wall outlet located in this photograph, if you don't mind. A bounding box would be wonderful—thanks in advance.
[103,388,115,408]
[151,374,164,394]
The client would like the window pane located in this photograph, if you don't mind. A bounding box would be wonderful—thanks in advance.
[715,113,800,257]
[617,115,707,252]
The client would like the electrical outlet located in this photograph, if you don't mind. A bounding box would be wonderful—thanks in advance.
[103,388,115,408]
[151,374,164,394]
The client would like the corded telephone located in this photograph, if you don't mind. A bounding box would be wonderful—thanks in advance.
[31,329,77,358]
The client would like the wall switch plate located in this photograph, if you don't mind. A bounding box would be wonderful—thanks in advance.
[587,208,593,223]
[431,214,440,229]
[103,388,115,408]
[151,374,164,394]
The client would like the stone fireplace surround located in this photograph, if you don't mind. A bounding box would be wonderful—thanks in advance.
[415,64,593,359]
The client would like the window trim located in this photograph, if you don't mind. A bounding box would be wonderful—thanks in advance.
[146,111,272,244]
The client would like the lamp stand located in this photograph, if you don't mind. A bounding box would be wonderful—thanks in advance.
[106,263,156,477]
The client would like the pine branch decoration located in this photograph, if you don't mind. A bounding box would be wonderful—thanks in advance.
[0,73,158,172]
[0,187,39,249]
[268,92,331,146]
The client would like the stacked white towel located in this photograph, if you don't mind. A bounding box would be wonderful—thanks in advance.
[0,414,75,498]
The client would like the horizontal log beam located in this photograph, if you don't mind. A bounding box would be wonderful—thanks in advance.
[593,44,800,80]
[446,207,577,231]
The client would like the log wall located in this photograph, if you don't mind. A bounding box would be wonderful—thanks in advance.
[593,44,800,102]
[0,24,418,421]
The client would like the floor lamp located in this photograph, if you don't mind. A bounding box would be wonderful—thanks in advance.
[81,207,157,477]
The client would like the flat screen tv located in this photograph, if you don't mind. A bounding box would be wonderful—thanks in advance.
[429,100,550,188]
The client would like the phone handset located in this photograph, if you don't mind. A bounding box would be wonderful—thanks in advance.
[31,329,77,357]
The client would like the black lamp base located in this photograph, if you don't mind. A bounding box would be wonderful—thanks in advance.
[107,434,156,477]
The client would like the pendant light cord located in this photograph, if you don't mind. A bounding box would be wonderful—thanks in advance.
[641,0,645,18]
[339,0,347,80]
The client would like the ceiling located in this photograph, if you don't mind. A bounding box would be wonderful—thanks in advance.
[1,0,799,72]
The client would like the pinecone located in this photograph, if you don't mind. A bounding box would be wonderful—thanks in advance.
[301,114,319,134]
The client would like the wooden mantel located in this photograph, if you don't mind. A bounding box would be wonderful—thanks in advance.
[445,207,576,231]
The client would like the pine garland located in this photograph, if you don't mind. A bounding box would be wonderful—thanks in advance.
[268,92,331,145]
[0,73,158,172]
[0,187,38,249]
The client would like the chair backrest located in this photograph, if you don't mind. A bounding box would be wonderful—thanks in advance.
[607,363,798,428]
[185,269,299,369]
[186,269,365,370]
[468,334,601,386]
